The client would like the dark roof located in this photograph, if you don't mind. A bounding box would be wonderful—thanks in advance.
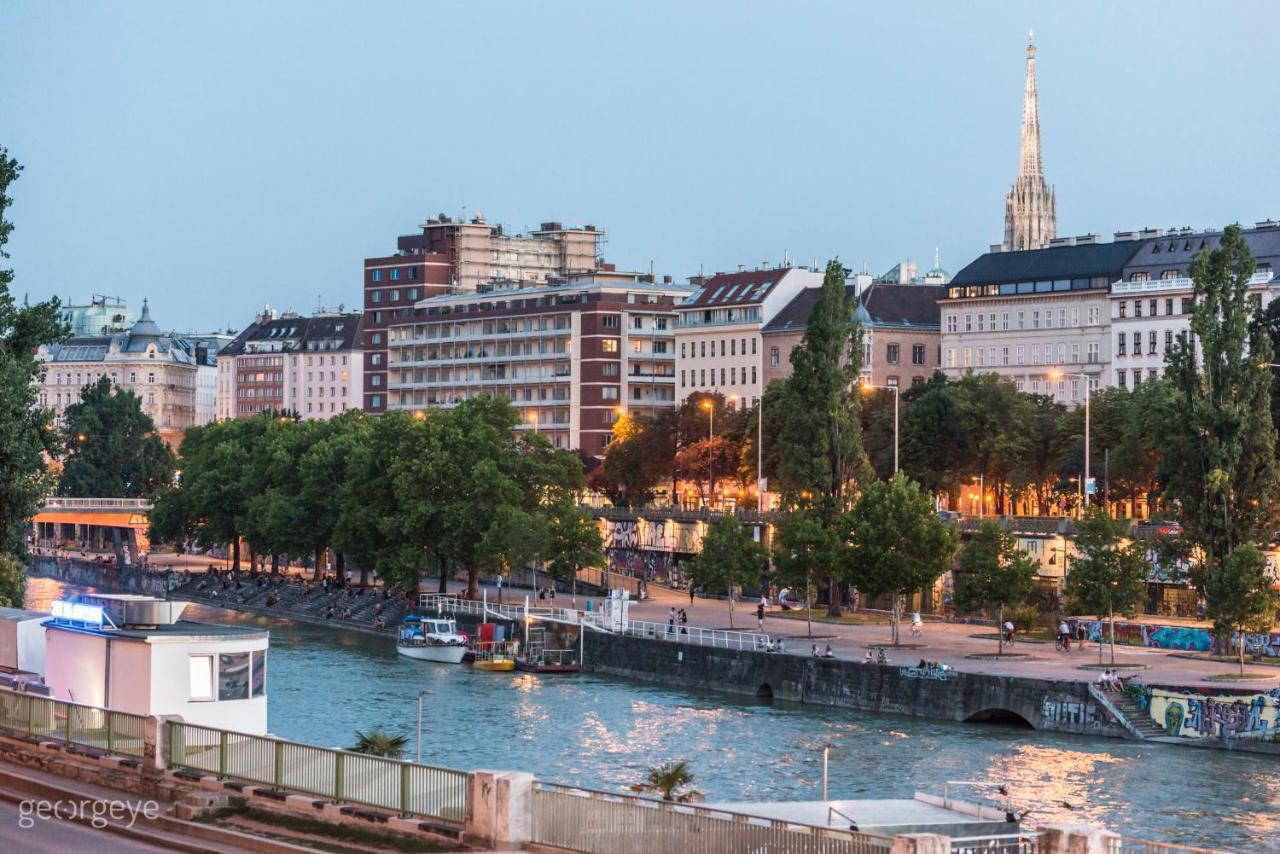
[950,241,1143,286]
[763,283,942,334]
[219,313,363,357]
[682,268,795,309]
[858,284,943,327]
[1123,226,1280,276]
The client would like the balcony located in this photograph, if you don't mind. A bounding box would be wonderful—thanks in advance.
[1111,270,1273,295]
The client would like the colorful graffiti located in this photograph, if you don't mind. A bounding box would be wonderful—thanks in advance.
[1073,619,1280,658]
[1129,684,1280,740]
[900,665,956,681]
[598,518,708,554]
[1041,695,1110,729]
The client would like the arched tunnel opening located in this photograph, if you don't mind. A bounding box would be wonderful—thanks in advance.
[756,683,774,700]
[964,708,1035,729]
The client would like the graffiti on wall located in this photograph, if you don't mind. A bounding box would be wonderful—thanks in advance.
[598,518,707,554]
[1131,684,1280,739]
[1074,619,1280,658]
[605,549,681,583]
[1040,695,1110,729]
[900,665,956,681]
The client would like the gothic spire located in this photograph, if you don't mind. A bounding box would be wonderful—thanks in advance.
[1002,28,1056,252]
[1020,29,1042,178]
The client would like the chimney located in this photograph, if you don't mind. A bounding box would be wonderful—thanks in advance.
[738,264,746,272]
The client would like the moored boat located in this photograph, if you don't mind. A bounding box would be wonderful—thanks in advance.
[515,648,580,674]
[396,616,467,663]
[471,640,517,671]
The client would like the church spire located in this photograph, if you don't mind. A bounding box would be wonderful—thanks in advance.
[1002,29,1056,252]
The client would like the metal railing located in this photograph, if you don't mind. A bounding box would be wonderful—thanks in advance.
[417,593,610,630]
[1107,839,1224,854]
[167,721,467,823]
[620,618,770,651]
[38,497,154,511]
[530,781,892,854]
[0,687,147,757]
[952,834,1043,854]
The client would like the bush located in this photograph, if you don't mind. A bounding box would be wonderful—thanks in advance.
[1006,603,1040,632]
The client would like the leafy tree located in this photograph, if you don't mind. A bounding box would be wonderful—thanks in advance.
[685,514,765,628]
[1009,394,1065,514]
[899,372,966,503]
[636,760,702,803]
[0,553,24,609]
[1206,543,1279,676]
[1161,225,1279,650]
[673,436,739,507]
[58,376,176,498]
[845,473,958,644]
[0,148,67,584]
[771,510,840,637]
[544,498,604,606]
[349,729,408,759]
[955,521,1037,654]
[951,373,1035,515]
[593,413,663,507]
[478,506,548,602]
[1062,510,1150,665]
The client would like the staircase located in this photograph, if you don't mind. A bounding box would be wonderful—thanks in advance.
[1091,685,1166,739]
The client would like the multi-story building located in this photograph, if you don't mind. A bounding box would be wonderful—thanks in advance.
[761,280,944,390]
[362,214,608,414]
[59,295,134,336]
[1109,222,1280,389]
[186,333,236,426]
[675,266,822,408]
[383,272,692,453]
[35,300,198,445]
[940,237,1143,405]
[217,311,364,420]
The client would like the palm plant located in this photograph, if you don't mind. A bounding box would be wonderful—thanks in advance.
[634,760,703,803]
[349,728,409,759]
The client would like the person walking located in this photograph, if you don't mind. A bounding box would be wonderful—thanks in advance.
[756,600,766,632]
[667,607,676,638]
[679,608,688,635]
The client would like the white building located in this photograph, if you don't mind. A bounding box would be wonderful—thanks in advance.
[1109,224,1280,389]
[675,266,822,407]
[42,595,269,735]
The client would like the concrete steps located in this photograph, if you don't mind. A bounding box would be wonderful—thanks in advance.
[1100,688,1165,738]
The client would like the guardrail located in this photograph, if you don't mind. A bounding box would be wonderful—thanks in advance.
[621,618,770,651]
[1107,839,1223,854]
[167,720,467,823]
[952,833,1042,854]
[0,687,147,757]
[530,781,893,854]
[418,593,610,630]
[38,497,154,511]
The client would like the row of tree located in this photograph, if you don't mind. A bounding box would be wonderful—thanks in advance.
[150,399,604,597]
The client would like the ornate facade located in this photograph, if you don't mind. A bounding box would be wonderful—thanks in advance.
[1003,31,1057,252]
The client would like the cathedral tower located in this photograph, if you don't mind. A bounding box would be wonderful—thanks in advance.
[1002,30,1057,251]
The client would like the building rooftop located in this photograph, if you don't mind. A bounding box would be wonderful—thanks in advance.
[0,607,48,623]
[414,274,693,312]
[219,312,363,357]
[1122,224,1280,275]
[950,240,1142,286]
[43,619,269,644]
[680,267,801,310]
[41,300,199,366]
[763,283,942,334]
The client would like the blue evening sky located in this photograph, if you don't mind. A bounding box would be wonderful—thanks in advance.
[2,1,1277,333]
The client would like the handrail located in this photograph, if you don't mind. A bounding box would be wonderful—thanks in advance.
[38,497,154,511]
[620,617,770,651]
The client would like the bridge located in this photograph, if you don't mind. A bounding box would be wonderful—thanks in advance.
[32,497,153,561]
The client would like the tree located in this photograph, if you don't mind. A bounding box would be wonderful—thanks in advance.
[349,729,408,759]
[478,506,548,602]
[1206,543,1279,676]
[58,376,176,499]
[544,499,604,606]
[771,510,840,638]
[636,760,702,803]
[1062,510,1150,665]
[845,473,958,645]
[955,521,1037,654]
[899,372,966,504]
[593,413,663,507]
[673,436,739,507]
[0,148,67,587]
[685,514,764,628]
[1160,224,1279,652]
[0,553,24,609]
[1009,394,1065,515]
[951,373,1035,515]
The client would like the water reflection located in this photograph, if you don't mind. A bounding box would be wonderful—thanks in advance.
[23,579,1271,849]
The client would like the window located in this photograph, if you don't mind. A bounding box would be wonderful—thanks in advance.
[1032,311,1040,329]
[946,349,957,368]
[1087,342,1099,362]
[977,314,985,332]
[720,368,726,385]
[946,315,957,333]
[372,270,382,282]
[1001,312,1009,331]
[1071,343,1079,362]
[189,655,215,701]
[886,344,900,364]
[680,370,686,386]
[1016,345,1025,365]
[1088,306,1099,325]
[730,367,736,384]
[1045,310,1053,328]
[964,314,972,332]
[1056,344,1065,363]
[1149,299,1158,317]
[603,363,619,377]
[963,348,972,367]
[1149,330,1158,353]
[371,395,381,408]
[1132,331,1141,355]
[1180,297,1193,314]
[681,342,687,358]
[1071,308,1079,326]
[751,366,757,384]
[371,375,382,386]
[1133,300,1142,318]
[911,344,925,365]
[632,316,643,330]
[372,290,382,303]
[1165,298,1173,316]
[976,347,985,367]
[700,341,706,358]
[730,339,736,356]
[1165,330,1174,350]
[770,347,780,367]
[1118,302,1127,319]
[631,340,642,352]
[1001,346,1009,366]
[219,652,250,701]
[989,313,996,330]
[1017,311,1025,330]
[371,333,382,345]
[1032,344,1041,364]
[603,315,619,328]
[602,339,619,353]
[602,387,619,400]
[390,289,399,301]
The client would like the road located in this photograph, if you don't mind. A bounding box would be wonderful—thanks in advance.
[0,799,172,853]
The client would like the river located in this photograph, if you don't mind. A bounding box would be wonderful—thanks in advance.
[24,579,1278,850]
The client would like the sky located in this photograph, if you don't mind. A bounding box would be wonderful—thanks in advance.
[2,1,1278,333]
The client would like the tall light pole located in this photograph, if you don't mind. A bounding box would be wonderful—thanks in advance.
[860,381,899,474]
[731,393,766,511]
[701,398,714,508]
[527,410,539,436]
[1050,370,1092,516]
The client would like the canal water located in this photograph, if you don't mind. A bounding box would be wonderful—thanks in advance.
[25,580,1277,850]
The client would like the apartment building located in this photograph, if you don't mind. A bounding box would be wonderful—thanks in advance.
[35,300,199,446]
[383,272,692,453]
[362,213,609,413]
[217,311,364,420]
[1109,222,1280,389]
[940,237,1142,405]
[675,266,822,408]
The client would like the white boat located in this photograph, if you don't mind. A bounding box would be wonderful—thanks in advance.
[396,616,467,663]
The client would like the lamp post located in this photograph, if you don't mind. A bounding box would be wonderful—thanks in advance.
[416,689,431,764]
[860,380,899,474]
[527,410,539,435]
[731,393,766,511]
[1049,370,1092,516]
[701,398,715,508]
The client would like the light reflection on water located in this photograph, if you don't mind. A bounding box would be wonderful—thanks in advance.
[25,579,1275,850]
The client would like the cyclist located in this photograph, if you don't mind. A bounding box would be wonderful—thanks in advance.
[1057,619,1072,651]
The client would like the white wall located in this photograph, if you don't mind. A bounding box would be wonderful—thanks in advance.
[148,637,268,734]
[45,629,109,708]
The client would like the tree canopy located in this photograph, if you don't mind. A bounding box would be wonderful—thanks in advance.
[57,376,176,499]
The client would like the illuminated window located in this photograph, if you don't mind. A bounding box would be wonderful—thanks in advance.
[189,655,214,701]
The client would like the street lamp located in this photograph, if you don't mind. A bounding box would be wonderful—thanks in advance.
[1048,370,1092,515]
[701,398,714,508]
[860,380,899,474]
[730,394,766,511]
[527,410,539,435]
[416,689,431,764]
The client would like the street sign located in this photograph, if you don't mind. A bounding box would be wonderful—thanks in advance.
[1085,477,1097,495]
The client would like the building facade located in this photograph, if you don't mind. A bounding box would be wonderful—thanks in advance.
[940,238,1143,405]
[35,300,199,445]
[383,273,692,453]
[59,295,133,336]
[762,281,944,390]
[1002,31,1056,252]
[217,311,364,420]
[362,214,609,414]
[1109,223,1280,389]
[675,266,822,408]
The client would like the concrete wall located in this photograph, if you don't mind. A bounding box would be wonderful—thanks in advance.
[581,632,1129,739]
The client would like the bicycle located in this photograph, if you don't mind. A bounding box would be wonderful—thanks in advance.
[1054,635,1073,653]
